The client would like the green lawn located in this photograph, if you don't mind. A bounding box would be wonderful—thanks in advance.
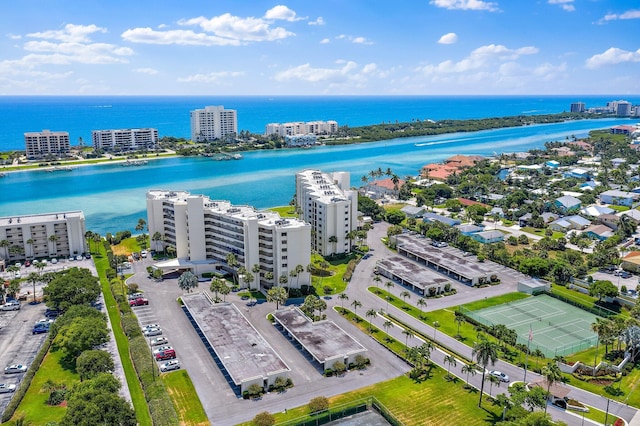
[268,206,298,217]
[309,252,356,295]
[162,370,210,426]
[112,237,144,256]
[609,205,630,212]
[520,227,565,240]
[11,349,78,424]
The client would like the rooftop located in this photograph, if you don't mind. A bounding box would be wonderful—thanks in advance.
[376,256,452,291]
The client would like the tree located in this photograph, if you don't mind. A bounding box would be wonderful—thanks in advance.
[383,320,393,341]
[44,268,101,311]
[540,362,563,413]
[210,278,228,302]
[473,339,499,407]
[365,308,377,332]
[461,362,478,387]
[308,396,329,414]
[338,292,349,309]
[242,271,255,289]
[373,275,382,292]
[267,286,288,310]
[455,314,465,338]
[61,385,136,426]
[27,272,40,303]
[433,320,440,339]
[178,271,198,293]
[56,316,109,361]
[76,350,114,381]
[328,235,338,255]
[0,239,10,259]
[400,290,411,304]
[589,280,618,301]
[252,412,275,426]
[486,372,501,397]
[444,354,457,379]
[350,299,362,317]
[48,234,59,254]
[151,231,163,253]
[385,210,406,225]
[402,328,414,351]
[417,297,427,319]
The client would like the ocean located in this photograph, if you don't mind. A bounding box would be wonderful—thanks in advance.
[1,95,638,151]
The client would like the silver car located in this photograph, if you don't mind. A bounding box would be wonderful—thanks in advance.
[0,383,16,393]
[4,364,27,374]
[159,360,180,372]
[143,328,162,337]
[150,337,169,346]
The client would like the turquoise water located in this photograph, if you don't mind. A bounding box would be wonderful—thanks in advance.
[0,117,633,235]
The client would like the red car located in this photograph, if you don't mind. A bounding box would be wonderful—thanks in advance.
[155,349,176,361]
[129,297,149,307]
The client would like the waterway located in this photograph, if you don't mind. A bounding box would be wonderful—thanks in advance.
[0,117,634,235]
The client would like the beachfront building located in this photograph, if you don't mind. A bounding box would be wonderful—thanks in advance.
[0,211,86,262]
[92,128,159,152]
[190,105,238,142]
[295,170,358,257]
[265,120,338,137]
[24,130,71,160]
[146,190,311,289]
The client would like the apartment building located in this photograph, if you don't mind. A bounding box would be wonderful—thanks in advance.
[24,130,71,160]
[295,170,358,257]
[265,120,338,137]
[190,106,238,142]
[146,190,310,289]
[92,128,158,152]
[0,211,86,262]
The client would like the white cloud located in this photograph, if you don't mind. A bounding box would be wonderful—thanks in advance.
[275,61,360,83]
[180,14,294,42]
[335,34,373,45]
[601,9,640,22]
[585,47,640,68]
[8,34,21,40]
[320,38,330,44]
[178,71,245,83]
[438,32,458,44]
[264,5,305,22]
[309,17,325,26]
[548,0,575,12]
[430,0,499,12]
[122,28,241,46]
[27,24,106,43]
[134,67,159,75]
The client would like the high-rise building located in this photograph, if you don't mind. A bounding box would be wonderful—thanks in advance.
[265,120,338,137]
[570,102,585,113]
[24,130,70,160]
[92,128,159,152]
[295,170,358,257]
[146,190,310,289]
[0,211,86,262]
[190,106,238,142]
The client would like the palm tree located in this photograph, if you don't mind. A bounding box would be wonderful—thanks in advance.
[27,272,40,303]
[26,238,34,259]
[383,320,393,342]
[350,300,362,318]
[472,339,499,407]
[328,235,338,255]
[365,309,377,333]
[338,293,349,310]
[400,290,411,305]
[461,362,478,387]
[402,328,414,351]
[373,275,382,293]
[486,373,500,397]
[0,239,10,259]
[541,362,563,413]
[151,231,163,253]
[455,314,465,338]
[48,234,59,255]
[267,286,288,309]
[444,355,457,379]
[417,297,427,319]
[433,320,440,339]
[210,278,227,302]
[384,281,394,311]
[178,271,198,293]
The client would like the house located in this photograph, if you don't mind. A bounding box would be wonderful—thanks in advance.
[549,215,591,232]
[487,207,505,218]
[567,140,593,152]
[583,224,615,241]
[580,180,599,191]
[421,163,458,180]
[622,252,640,273]
[471,230,505,244]
[365,178,405,199]
[541,212,560,224]
[611,125,636,135]
[455,224,484,236]
[400,205,426,218]
[444,154,484,169]
[554,195,582,213]
[422,212,461,227]
[546,160,560,168]
[563,168,590,180]
[552,147,575,157]
[597,214,622,230]
[611,158,627,168]
[599,190,639,207]
[617,209,640,222]
[580,205,615,217]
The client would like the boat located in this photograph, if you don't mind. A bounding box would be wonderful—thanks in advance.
[121,160,149,166]
[208,153,243,161]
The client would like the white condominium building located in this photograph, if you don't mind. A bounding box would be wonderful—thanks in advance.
[92,128,159,152]
[265,120,338,137]
[146,190,311,290]
[0,211,86,262]
[295,170,358,257]
[24,130,71,160]
[190,106,238,142]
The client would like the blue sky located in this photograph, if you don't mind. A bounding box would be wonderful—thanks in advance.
[1,0,639,95]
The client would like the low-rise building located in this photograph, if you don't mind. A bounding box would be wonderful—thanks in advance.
[554,195,582,213]
[400,206,426,218]
[92,128,158,152]
[549,215,591,232]
[24,130,70,160]
[422,212,461,227]
[583,224,615,241]
[471,230,505,244]
[265,120,338,137]
[599,190,639,207]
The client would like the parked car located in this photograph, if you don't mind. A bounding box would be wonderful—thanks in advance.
[1,301,20,311]
[489,370,510,382]
[24,260,31,267]
[620,271,632,279]
[142,323,160,331]
[159,360,181,372]
[143,327,162,337]
[128,292,144,301]
[130,297,149,307]
[150,337,169,346]
[50,258,58,264]
[76,255,83,261]
[140,250,148,258]
[85,253,92,259]
[152,345,173,355]
[4,364,27,374]
[155,349,176,361]
[0,383,16,393]
[32,324,50,335]
[45,308,60,318]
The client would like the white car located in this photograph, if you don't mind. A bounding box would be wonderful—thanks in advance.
[159,360,180,372]
[0,383,16,393]
[50,258,58,264]
[150,337,169,346]
[76,255,83,261]
[35,318,55,326]
[142,323,160,330]
[152,345,173,355]
[143,328,162,337]
[4,364,27,374]
[140,250,148,258]
[489,370,510,382]
[1,302,20,311]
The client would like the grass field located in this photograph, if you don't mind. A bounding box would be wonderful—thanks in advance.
[162,370,210,426]
[10,349,77,424]
[112,237,144,256]
[268,206,298,217]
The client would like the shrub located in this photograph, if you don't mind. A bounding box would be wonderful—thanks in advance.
[47,389,67,406]
[252,411,275,426]
[333,361,347,374]
[247,384,264,399]
[324,368,334,377]
[308,396,329,414]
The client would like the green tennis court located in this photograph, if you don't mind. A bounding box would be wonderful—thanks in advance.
[463,294,599,357]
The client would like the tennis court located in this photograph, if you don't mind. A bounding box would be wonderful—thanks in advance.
[462,294,599,357]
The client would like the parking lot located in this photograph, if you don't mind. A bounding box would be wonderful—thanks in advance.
[127,257,410,425]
